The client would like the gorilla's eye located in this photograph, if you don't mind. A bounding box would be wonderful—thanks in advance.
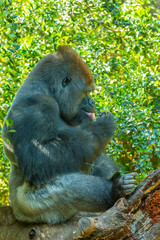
[62,76,72,87]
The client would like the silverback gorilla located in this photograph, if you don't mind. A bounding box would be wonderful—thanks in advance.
[2,46,137,224]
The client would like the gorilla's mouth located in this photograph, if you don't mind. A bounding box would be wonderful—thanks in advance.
[85,112,95,119]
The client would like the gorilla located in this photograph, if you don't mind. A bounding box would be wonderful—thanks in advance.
[2,46,137,224]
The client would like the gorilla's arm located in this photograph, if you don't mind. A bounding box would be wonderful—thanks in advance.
[6,95,115,186]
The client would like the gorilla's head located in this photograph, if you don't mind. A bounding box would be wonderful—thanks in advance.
[28,45,96,125]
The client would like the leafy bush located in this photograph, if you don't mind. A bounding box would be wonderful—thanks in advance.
[0,0,159,205]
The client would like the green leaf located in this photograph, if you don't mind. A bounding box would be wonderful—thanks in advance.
[5,119,13,127]
[8,129,16,133]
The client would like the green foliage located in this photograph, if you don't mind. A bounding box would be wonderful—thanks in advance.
[0,0,160,205]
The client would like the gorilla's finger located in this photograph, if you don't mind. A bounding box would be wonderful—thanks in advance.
[123,184,135,190]
[123,179,136,185]
[99,112,106,117]
[124,172,138,180]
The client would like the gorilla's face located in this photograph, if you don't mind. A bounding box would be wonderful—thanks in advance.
[47,46,95,125]
[53,72,96,125]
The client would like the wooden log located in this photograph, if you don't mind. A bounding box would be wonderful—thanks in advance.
[0,168,160,240]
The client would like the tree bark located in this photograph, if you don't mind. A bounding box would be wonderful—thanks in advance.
[0,168,160,240]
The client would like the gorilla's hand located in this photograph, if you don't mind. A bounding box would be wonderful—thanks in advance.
[90,111,116,145]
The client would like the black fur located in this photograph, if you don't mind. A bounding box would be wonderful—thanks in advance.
[2,46,136,224]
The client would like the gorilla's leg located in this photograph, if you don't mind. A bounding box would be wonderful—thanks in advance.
[12,173,114,224]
